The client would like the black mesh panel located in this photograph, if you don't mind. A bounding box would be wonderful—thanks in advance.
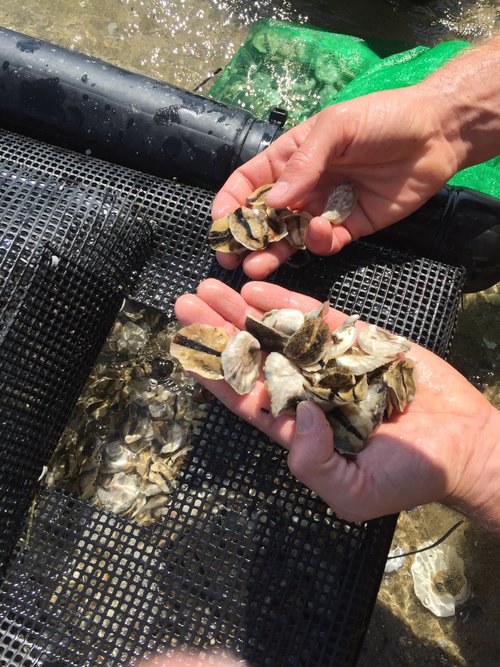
[0,129,466,667]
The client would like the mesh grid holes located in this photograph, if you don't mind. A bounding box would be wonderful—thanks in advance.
[0,129,466,667]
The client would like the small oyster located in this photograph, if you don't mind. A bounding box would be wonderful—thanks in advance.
[97,472,140,514]
[321,181,357,224]
[266,214,289,243]
[208,215,246,254]
[328,382,388,454]
[285,211,312,249]
[284,313,331,366]
[335,348,394,374]
[318,370,368,406]
[170,324,230,379]
[101,440,137,474]
[328,315,360,358]
[221,331,262,395]
[246,182,274,207]
[228,206,269,250]
[261,308,305,336]
[245,314,289,352]
[381,358,416,417]
[264,352,308,417]
[358,325,411,357]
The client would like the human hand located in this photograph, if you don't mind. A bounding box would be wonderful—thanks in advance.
[133,650,245,666]
[175,279,500,528]
[212,84,464,278]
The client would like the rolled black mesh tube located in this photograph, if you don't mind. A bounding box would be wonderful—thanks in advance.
[0,129,466,667]
[0,27,283,189]
[371,186,500,292]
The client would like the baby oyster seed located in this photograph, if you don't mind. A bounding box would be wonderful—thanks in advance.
[381,358,416,416]
[264,352,308,417]
[245,314,289,352]
[327,381,388,454]
[285,211,312,249]
[261,308,305,336]
[284,316,331,366]
[221,331,262,395]
[357,325,411,357]
[321,181,357,225]
[229,206,269,250]
[246,183,275,207]
[170,324,230,379]
[335,348,395,374]
[266,213,289,243]
[208,215,247,254]
[328,315,360,358]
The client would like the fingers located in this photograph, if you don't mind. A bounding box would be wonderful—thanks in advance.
[241,239,296,279]
[174,294,232,330]
[241,281,346,329]
[195,278,262,330]
[211,152,280,219]
[215,250,245,270]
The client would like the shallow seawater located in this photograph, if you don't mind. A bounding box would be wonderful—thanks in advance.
[2,0,499,664]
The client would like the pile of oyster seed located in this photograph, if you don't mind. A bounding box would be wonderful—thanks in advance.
[171,303,415,455]
[208,181,357,255]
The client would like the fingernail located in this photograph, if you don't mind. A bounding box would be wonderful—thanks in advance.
[266,181,289,203]
[296,402,315,434]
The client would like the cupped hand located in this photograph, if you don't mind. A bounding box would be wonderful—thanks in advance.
[213,84,463,279]
[174,279,495,523]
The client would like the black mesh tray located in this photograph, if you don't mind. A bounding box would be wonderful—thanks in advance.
[0,129,466,667]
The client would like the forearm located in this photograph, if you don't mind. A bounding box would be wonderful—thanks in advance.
[418,33,500,170]
[443,404,500,537]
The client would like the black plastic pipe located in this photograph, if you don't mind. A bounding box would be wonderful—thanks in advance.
[0,27,284,188]
[372,186,500,292]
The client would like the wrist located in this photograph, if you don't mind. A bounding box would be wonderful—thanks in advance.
[417,35,500,171]
[443,404,500,537]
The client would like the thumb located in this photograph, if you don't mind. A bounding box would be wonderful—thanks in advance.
[264,130,331,209]
[287,401,336,487]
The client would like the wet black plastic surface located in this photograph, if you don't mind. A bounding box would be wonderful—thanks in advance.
[0,129,466,666]
[0,27,282,188]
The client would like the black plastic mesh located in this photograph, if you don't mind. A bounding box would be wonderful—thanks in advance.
[0,129,466,667]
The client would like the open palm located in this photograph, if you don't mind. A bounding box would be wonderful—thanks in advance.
[212,85,462,279]
[174,279,491,522]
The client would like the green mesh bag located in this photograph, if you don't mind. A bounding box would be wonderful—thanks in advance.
[208,20,382,126]
[209,20,499,199]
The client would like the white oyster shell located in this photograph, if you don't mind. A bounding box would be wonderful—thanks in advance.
[328,314,360,357]
[358,325,411,357]
[221,330,262,395]
[321,181,357,224]
[261,308,305,336]
[264,352,308,417]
